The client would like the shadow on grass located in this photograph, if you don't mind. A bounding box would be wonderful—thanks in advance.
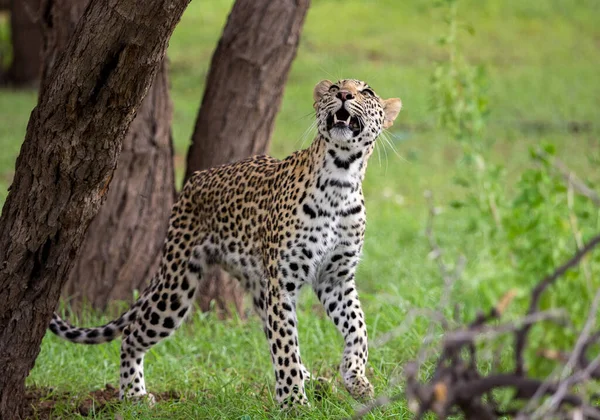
[23,384,182,418]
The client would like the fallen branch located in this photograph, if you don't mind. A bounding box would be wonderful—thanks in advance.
[352,233,600,419]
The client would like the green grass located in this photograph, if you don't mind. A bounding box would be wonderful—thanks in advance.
[1,0,600,418]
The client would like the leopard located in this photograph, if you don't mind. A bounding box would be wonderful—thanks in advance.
[49,78,402,407]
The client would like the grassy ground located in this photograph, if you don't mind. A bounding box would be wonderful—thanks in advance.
[1,0,600,418]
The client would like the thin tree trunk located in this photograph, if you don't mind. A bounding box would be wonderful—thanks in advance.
[0,0,189,417]
[185,0,310,317]
[44,0,176,312]
[4,0,43,86]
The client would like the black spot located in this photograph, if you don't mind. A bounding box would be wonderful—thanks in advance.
[150,312,160,325]
[328,150,363,169]
[301,265,309,276]
[302,204,317,219]
[87,330,99,339]
[65,330,81,340]
[289,263,298,271]
[163,317,175,329]
[302,248,313,259]
[285,282,296,292]
[329,179,353,188]
[103,327,114,338]
[339,205,362,217]
[157,300,167,311]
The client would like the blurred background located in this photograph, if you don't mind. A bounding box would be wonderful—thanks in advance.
[1,0,599,416]
[1,0,599,347]
[1,0,599,337]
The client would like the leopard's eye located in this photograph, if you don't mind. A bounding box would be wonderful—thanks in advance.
[362,88,374,97]
[329,85,339,94]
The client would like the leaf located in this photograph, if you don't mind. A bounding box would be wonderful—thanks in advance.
[449,200,466,209]
[452,176,471,187]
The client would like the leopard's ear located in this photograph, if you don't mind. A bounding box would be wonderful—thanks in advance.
[313,80,333,104]
[382,98,402,129]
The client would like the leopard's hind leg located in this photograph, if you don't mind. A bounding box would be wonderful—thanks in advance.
[119,212,206,399]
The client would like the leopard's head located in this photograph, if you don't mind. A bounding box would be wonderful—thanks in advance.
[313,79,402,148]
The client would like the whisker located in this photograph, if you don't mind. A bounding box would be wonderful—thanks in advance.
[375,137,382,168]
[292,111,316,123]
[317,65,337,83]
[382,135,389,173]
[295,119,318,149]
[381,130,408,163]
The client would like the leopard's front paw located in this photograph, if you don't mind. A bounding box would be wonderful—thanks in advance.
[278,384,309,409]
[280,393,309,410]
[344,374,374,401]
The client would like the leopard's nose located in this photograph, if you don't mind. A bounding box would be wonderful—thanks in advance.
[336,90,354,101]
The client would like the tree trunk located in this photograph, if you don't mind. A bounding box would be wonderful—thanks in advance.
[38,0,90,84]
[0,0,189,417]
[43,0,176,312]
[62,61,175,312]
[185,0,310,317]
[4,0,43,86]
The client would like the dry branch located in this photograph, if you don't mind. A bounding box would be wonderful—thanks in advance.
[534,148,600,208]
[353,232,600,420]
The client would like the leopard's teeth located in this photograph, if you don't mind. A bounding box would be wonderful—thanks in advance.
[333,114,339,124]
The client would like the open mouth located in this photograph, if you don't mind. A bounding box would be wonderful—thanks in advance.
[326,107,363,136]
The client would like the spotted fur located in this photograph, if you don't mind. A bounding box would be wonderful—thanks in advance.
[49,79,402,407]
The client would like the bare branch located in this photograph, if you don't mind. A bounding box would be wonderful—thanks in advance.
[515,233,600,376]
[367,232,600,420]
[534,148,600,207]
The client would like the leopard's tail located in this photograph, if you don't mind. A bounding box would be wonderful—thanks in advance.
[49,302,141,345]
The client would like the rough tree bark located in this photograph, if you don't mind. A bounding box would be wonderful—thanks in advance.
[0,0,189,417]
[43,0,176,311]
[38,0,89,83]
[3,0,43,86]
[62,61,175,311]
[185,0,310,317]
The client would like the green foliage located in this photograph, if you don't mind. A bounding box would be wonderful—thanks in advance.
[430,0,489,145]
[429,0,600,384]
[0,0,597,417]
[0,13,11,69]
